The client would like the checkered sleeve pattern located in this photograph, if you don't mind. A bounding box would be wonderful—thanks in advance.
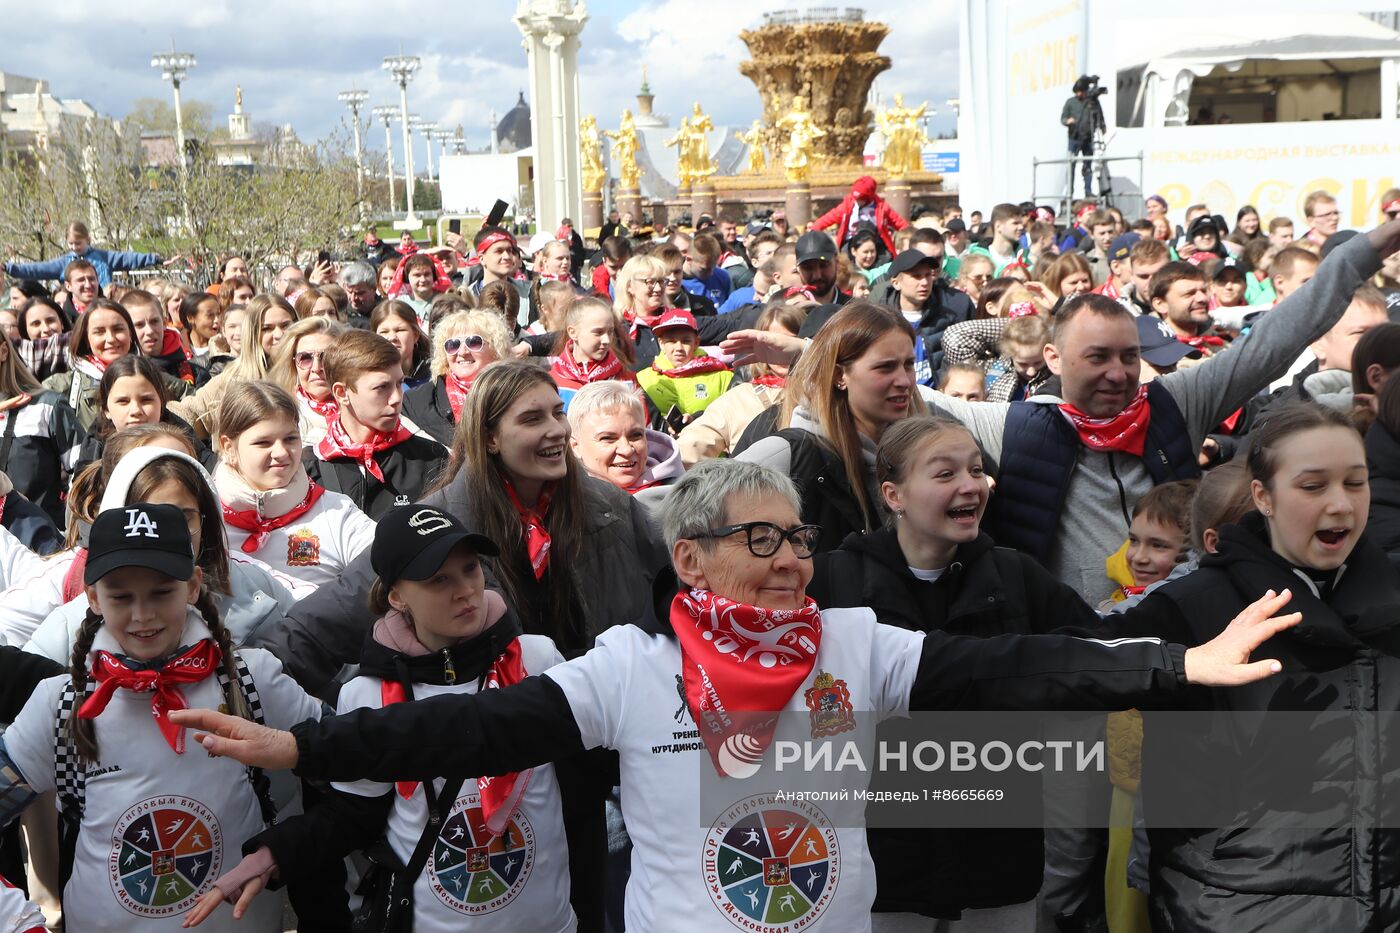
[940,318,1007,366]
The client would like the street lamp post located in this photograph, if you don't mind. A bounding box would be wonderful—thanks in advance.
[338,88,370,220]
[415,120,439,184]
[371,105,399,214]
[382,52,422,230]
[434,128,453,170]
[150,46,197,173]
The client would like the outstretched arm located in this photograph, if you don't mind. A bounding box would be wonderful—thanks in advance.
[909,589,1299,711]
[3,257,67,282]
[173,673,587,781]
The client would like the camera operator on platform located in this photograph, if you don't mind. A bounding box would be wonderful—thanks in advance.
[1061,76,1102,198]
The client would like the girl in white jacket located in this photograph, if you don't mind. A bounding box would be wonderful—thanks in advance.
[4,502,319,932]
[213,382,375,598]
[9,428,296,659]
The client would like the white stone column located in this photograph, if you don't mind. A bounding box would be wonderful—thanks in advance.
[514,0,587,231]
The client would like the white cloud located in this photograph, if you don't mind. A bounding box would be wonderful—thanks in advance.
[3,0,958,160]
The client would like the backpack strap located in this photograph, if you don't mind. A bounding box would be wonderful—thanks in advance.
[216,653,278,828]
[0,401,19,472]
[53,679,88,822]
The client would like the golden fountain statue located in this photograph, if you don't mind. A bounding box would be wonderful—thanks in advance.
[605,109,641,191]
[665,116,695,188]
[688,102,718,183]
[738,120,767,175]
[579,114,606,193]
[776,96,826,183]
[877,94,930,178]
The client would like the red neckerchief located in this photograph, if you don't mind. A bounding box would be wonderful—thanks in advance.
[1217,407,1244,434]
[387,254,452,298]
[78,640,222,754]
[380,638,529,833]
[317,416,412,482]
[61,549,87,603]
[83,355,110,373]
[1093,279,1121,300]
[502,476,554,580]
[536,271,572,283]
[652,352,730,379]
[444,371,475,421]
[623,309,663,341]
[297,386,339,422]
[671,588,822,777]
[159,329,195,384]
[750,373,786,389]
[1058,385,1151,456]
[550,343,624,386]
[221,481,326,554]
[1177,333,1225,350]
[1117,583,1147,599]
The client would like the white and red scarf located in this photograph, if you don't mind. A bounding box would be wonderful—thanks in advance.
[78,639,221,754]
[1058,385,1151,456]
[219,471,327,554]
[317,416,412,482]
[671,588,822,777]
[549,343,625,386]
[297,386,339,422]
[651,352,730,380]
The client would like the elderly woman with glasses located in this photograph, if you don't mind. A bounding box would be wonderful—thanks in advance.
[177,455,1297,933]
[403,309,516,446]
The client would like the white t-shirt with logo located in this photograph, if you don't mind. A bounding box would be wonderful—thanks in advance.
[544,610,924,933]
[4,618,321,932]
[335,634,576,933]
[221,491,376,599]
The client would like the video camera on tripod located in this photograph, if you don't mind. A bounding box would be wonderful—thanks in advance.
[1073,75,1108,137]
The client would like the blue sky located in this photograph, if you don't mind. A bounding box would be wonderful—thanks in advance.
[5,0,958,160]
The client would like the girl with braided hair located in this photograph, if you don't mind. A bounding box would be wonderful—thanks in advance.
[2,501,320,932]
[3,432,297,659]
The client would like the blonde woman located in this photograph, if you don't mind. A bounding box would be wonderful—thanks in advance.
[170,294,296,439]
[611,253,762,372]
[403,309,514,446]
[267,317,348,449]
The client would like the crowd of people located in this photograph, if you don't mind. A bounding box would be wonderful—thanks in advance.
[0,179,1395,933]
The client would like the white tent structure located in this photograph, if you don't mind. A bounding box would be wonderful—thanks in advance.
[957,1,1400,227]
[1117,14,1400,128]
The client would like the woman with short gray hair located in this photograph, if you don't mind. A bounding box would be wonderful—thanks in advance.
[178,457,1301,933]
[568,380,683,506]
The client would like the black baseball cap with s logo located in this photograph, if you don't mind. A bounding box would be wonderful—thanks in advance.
[371,506,499,589]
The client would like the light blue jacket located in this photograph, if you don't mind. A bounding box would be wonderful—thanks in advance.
[5,247,163,287]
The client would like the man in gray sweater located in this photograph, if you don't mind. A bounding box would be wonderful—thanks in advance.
[925,221,1399,605]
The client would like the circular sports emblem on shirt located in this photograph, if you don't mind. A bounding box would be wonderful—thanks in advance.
[702,793,840,930]
[110,796,221,917]
[429,791,534,914]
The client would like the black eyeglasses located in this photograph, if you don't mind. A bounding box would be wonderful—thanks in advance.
[686,521,821,558]
[444,335,486,355]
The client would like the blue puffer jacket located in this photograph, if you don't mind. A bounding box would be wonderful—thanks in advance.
[5,246,164,287]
